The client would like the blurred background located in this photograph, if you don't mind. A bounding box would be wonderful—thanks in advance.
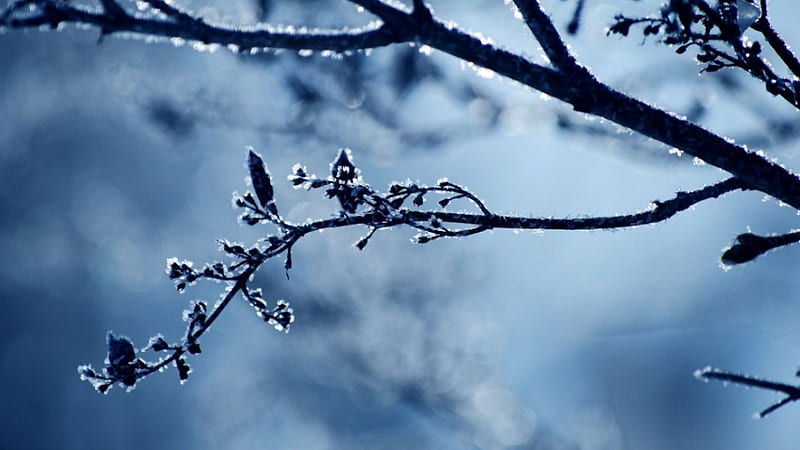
[2,0,800,448]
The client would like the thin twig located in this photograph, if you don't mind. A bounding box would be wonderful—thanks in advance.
[0,1,401,52]
[752,2,800,79]
[512,0,586,73]
[696,367,800,417]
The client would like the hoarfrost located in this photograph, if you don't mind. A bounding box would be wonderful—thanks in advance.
[475,67,496,79]
[693,366,712,381]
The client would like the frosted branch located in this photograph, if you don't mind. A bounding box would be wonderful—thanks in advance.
[751,0,800,78]
[77,148,753,392]
[3,1,800,210]
[0,0,400,52]
[511,0,585,72]
[721,229,800,265]
[696,366,800,417]
[609,0,800,110]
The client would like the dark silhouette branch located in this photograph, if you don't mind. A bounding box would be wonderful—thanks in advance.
[1,0,401,52]
[4,0,800,211]
[512,0,585,72]
[751,0,800,78]
[721,229,800,265]
[98,0,126,20]
[696,366,800,417]
[78,148,751,391]
[566,0,587,35]
[610,0,800,110]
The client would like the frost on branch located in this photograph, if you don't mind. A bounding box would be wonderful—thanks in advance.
[244,287,294,333]
[79,146,770,393]
[696,366,800,417]
[608,0,800,109]
[721,230,800,266]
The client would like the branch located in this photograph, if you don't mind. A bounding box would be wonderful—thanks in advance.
[565,0,586,35]
[418,26,800,210]
[138,0,198,24]
[4,1,800,210]
[0,1,401,52]
[98,0,126,20]
[346,0,410,24]
[511,0,586,73]
[345,0,433,41]
[696,366,800,417]
[609,1,800,110]
[751,0,800,79]
[78,149,747,392]
[721,229,800,265]
[282,155,745,236]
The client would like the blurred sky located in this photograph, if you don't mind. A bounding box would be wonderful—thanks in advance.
[2,1,800,449]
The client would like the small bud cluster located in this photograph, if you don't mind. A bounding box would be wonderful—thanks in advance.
[608,0,800,109]
[80,147,498,392]
[244,288,295,333]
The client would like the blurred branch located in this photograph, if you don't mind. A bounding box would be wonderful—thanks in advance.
[566,0,586,35]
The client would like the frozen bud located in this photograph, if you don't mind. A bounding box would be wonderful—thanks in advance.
[187,342,202,354]
[176,357,191,382]
[247,148,279,216]
[721,233,769,265]
[107,333,136,367]
[330,148,360,184]
[147,335,170,352]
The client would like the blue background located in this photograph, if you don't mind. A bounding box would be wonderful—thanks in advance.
[2,1,800,448]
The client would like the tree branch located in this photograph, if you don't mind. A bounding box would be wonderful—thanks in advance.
[345,0,433,41]
[696,366,800,417]
[751,0,800,79]
[610,1,800,110]
[721,229,800,265]
[138,0,198,24]
[566,0,586,35]
[98,0,127,20]
[416,22,800,210]
[511,0,586,73]
[280,162,746,236]
[4,1,800,210]
[0,0,401,52]
[77,149,748,392]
